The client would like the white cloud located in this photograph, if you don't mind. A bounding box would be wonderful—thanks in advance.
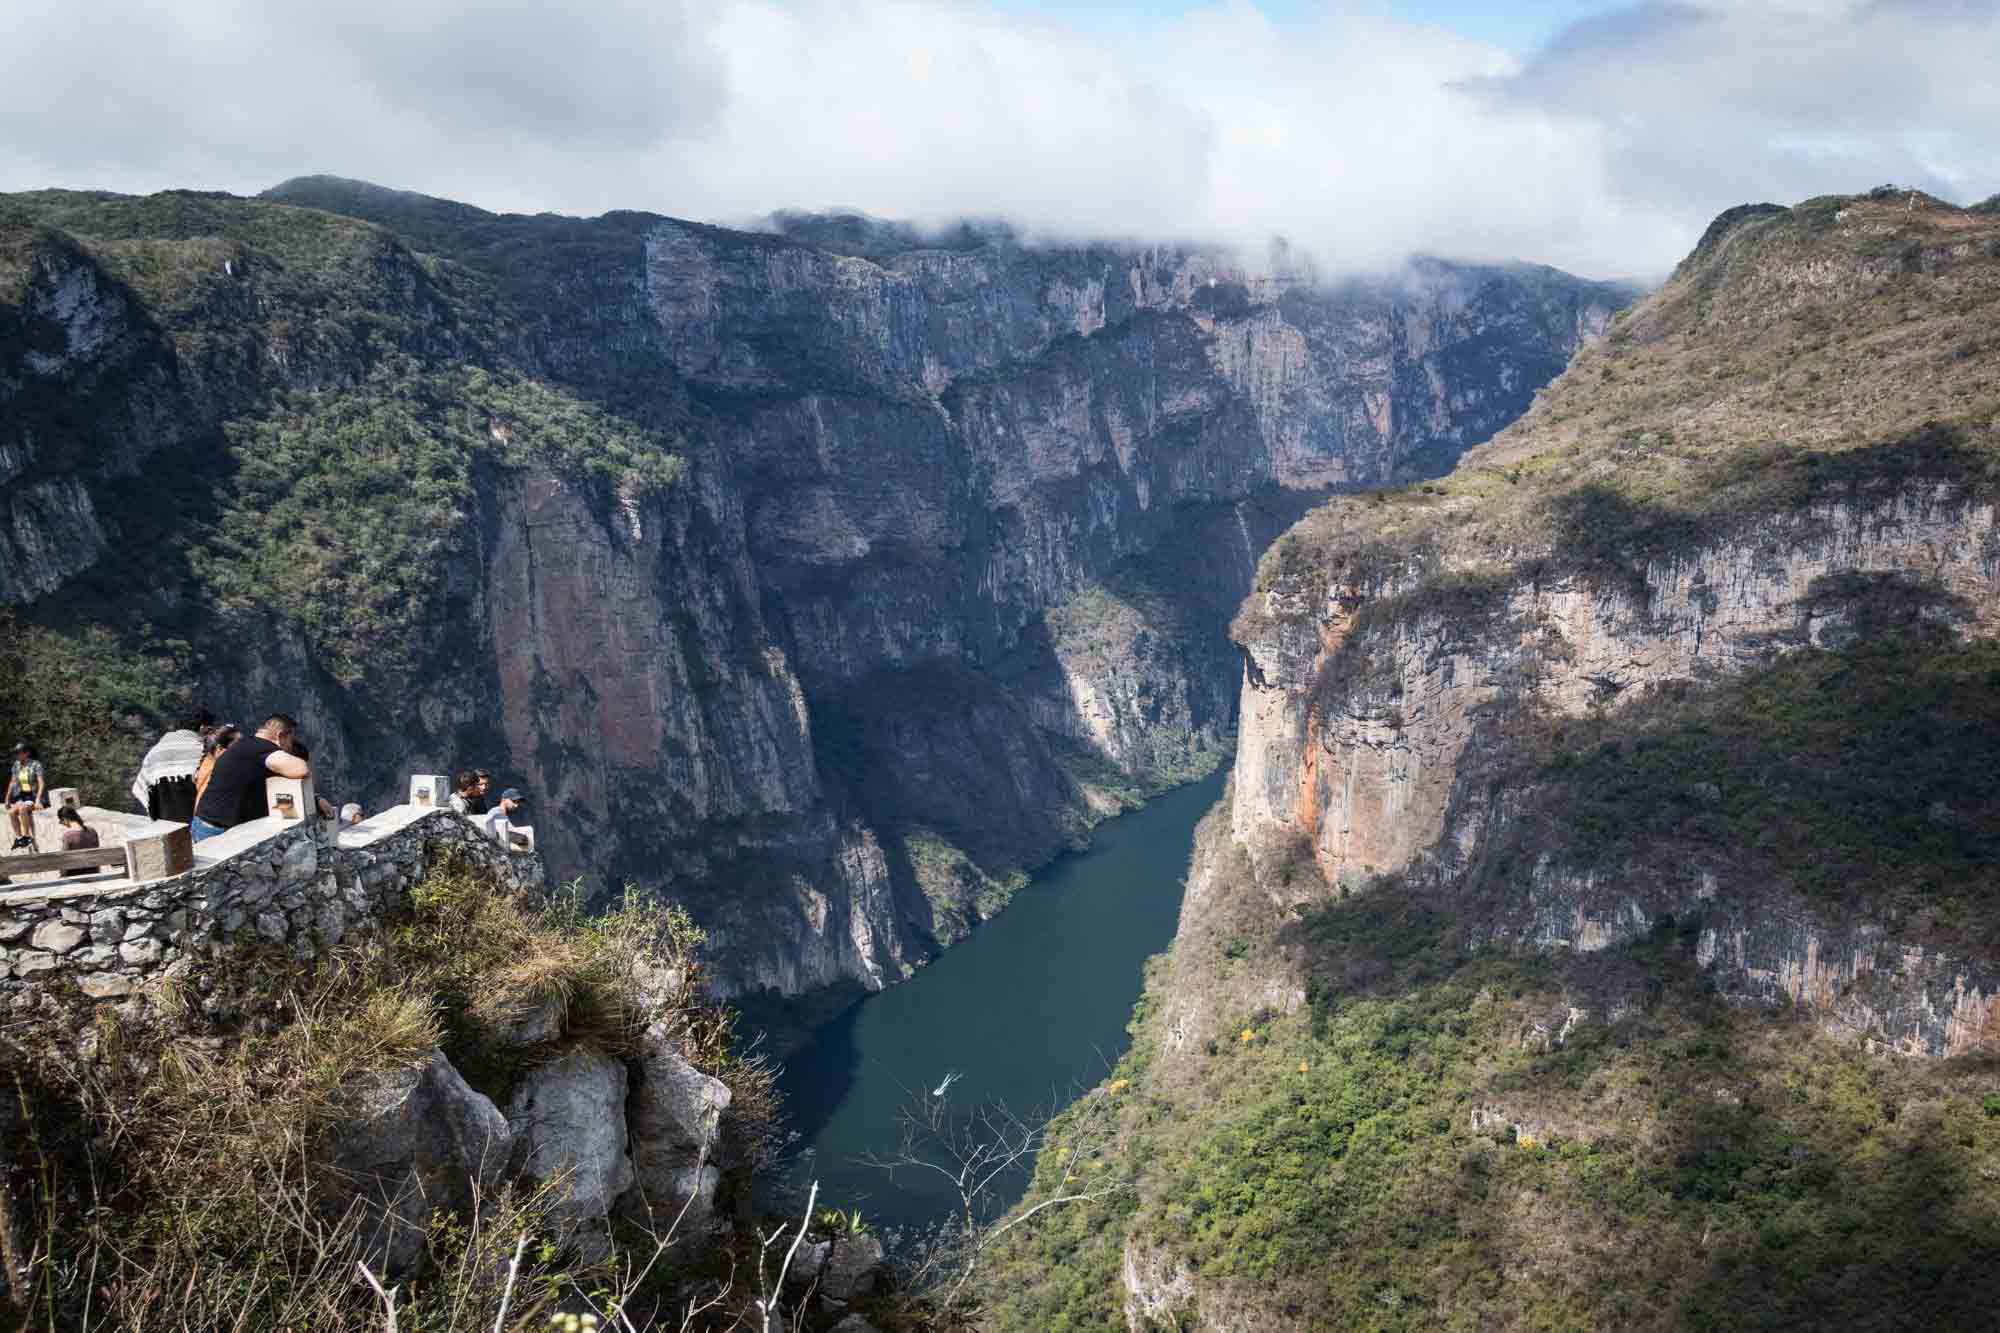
[2,0,1995,278]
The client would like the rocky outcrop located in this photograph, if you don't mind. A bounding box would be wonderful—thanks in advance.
[508,1048,632,1224]
[1236,492,2000,884]
[619,1023,731,1235]
[321,1050,513,1276]
[506,1046,635,1254]
[1121,1236,1198,1332]
[1231,503,2000,1055]
[0,182,1631,1004]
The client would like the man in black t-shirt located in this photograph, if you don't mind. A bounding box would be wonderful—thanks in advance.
[190,712,311,842]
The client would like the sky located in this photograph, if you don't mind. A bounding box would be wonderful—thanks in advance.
[3,0,1997,278]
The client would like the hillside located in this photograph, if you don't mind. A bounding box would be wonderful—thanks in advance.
[978,189,2000,1329]
[0,178,1629,1006]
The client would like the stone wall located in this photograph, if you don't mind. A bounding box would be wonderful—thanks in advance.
[0,806,544,1004]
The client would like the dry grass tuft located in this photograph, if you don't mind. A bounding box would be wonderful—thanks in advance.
[0,853,770,1331]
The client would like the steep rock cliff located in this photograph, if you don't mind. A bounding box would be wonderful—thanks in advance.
[1225,190,2000,1058]
[978,190,2000,1331]
[0,180,1627,1000]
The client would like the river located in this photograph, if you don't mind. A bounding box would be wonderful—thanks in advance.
[775,765,1227,1234]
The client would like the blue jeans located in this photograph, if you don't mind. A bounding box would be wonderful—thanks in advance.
[190,815,227,843]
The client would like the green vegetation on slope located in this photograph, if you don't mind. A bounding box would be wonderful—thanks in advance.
[194,360,683,687]
[0,610,190,805]
[259,175,659,315]
[1,187,689,739]
[981,874,2000,1330]
[1506,633,2000,949]
[1236,192,2000,652]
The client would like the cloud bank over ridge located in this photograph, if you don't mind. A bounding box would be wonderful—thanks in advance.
[4,0,1996,277]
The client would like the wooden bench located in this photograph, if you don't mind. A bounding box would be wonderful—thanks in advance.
[0,846,129,883]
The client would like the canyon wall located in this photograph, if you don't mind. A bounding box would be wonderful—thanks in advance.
[972,191,2000,1333]
[1228,489,2000,1058]
[0,182,1628,999]
[1176,189,2000,1063]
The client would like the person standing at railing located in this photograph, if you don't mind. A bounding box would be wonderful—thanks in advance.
[480,788,527,842]
[5,742,44,851]
[190,714,310,843]
[131,715,208,822]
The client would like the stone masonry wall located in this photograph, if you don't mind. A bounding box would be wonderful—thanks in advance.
[0,807,544,1004]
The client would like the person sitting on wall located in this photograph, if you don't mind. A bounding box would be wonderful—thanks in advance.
[57,805,101,878]
[131,712,210,823]
[449,770,480,814]
[190,713,310,842]
[473,769,493,815]
[6,742,45,850]
[481,787,526,842]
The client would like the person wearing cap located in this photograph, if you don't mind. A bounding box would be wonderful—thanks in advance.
[6,742,45,850]
[481,787,526,842]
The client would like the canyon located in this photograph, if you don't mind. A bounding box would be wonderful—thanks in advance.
[0,178,1627,1005]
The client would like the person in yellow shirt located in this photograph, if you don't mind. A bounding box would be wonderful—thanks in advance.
[6,742,45,850]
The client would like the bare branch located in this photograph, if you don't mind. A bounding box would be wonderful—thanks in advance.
[355,1260,398,1333]
[492,1232,527,1333]
[755,1179,818,1332]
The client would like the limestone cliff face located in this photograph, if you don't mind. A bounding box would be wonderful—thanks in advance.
[0,183,1627,1000]
[1197,191,2000,1060]
[1230,491,2000,1057]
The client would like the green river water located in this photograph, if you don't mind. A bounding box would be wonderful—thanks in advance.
[776,766,1227,1233]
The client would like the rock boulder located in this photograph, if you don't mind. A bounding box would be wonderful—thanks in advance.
[506,1046,635,1241]
[618,1022,731,1235]
[320,1050,512,1277]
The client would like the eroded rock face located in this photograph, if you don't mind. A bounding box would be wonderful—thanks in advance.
[1121,1235,1198,1332]
[820,1234,885,1303]
[505,1047,635,1241]
[321,1050,512,1277]
[1224,493,2000,1057]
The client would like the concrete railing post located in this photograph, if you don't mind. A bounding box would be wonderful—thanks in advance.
[124,821,194,883]
[408,775,449,811]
